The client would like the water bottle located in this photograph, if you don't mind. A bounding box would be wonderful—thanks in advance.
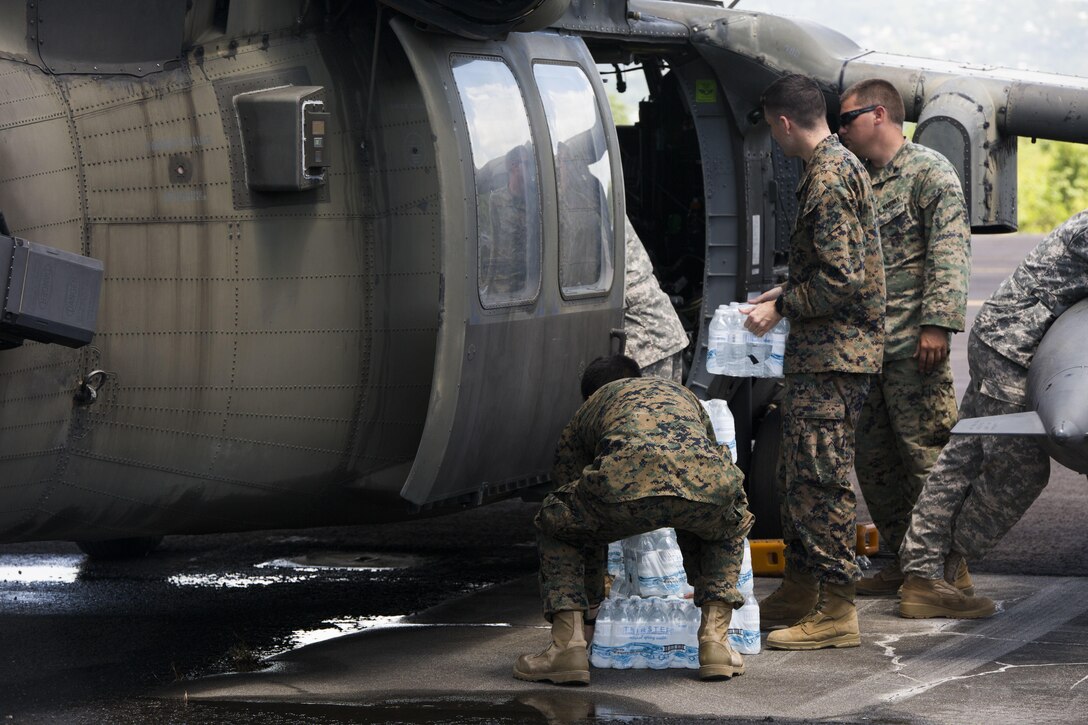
[723,303,748,377]
[607,540,624,579]
[683,600,701,668]
[612,598,635,669]
[657,529,688,596]
[766,317,789,378]
[646,598,671,669]
[700,398,738,463]
[728,540,761,654]
[590,598,614,668]
[632,598,652,668]
[637,532,664,597]
[667,600,688,668]
[705,305,730,374]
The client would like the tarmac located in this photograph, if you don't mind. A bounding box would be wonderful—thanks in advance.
[163,567,1088,723]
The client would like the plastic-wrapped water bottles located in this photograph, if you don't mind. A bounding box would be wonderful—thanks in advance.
[727,539,761,654]
[699,398,738,463]
[765,317,789,378]
[627,529,688,597]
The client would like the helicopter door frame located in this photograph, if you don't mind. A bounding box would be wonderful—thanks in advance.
[391,19,623,507]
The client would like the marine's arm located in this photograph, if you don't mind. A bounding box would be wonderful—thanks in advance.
[916,161,971,372]
[780,179,870,320]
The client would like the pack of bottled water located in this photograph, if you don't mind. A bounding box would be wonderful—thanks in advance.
[699,398,737,463]
[705,303,789,378]
[611,528,690,598]
[592,538,759,668]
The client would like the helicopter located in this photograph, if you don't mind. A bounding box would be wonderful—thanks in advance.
[1,0,1087,558]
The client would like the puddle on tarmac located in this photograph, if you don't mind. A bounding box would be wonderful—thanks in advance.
[257,550,429,571]
[167,550,425,589]
[0,554,82,584]
[135,692,657,723]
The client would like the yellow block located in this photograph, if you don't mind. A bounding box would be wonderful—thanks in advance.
[751,524,881,577]
[750,539,785,576]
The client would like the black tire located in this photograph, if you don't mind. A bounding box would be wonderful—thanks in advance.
[746,403,783,539]
[76,536,163,560]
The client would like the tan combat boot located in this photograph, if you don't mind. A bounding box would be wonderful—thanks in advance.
[857,558,905,595]
[758,563,819,629]
[898,575,995,619]
[697,602,745,680]
[859,556,974,596]
[513,610,590,684]
[765,582,861,650]
[944,552,975,596]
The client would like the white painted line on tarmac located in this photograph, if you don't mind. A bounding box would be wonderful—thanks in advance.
[783,578,1088,720]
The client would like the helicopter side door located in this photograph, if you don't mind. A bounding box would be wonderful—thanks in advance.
[392,20,624,507]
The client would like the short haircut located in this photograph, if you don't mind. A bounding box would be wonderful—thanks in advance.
[581,354,641,400]
[841,78,906,126]
[761,74,826,130]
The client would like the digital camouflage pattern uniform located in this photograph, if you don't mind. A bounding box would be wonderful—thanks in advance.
[854,142,971,554]
[901,210,1088,578]
[486,186,532,298]
[535,376,752,617]
[776,135,885,585]
[624,217,688,382]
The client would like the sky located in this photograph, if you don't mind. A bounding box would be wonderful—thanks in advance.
[737,0,1088,77]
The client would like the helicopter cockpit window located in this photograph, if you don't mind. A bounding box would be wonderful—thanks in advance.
[451,54,542,309]
[534,62,615,298]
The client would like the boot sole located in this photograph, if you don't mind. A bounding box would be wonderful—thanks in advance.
[512,666,590,685]
[699,664,745,680]
[765,633,861,650]
[899,602,993,619]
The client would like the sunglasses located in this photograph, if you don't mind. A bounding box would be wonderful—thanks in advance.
[838,104,879,127]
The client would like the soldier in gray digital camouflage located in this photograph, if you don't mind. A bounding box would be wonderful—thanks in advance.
[624,216,689,382]
[484,145,533,299]
[897,210,1088,618]
[742,74,885,650]
[836,79,974,596]
[513,354,752,684]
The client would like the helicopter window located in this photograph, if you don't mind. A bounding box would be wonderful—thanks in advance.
[534,62,615,298]
[451,54,543,309]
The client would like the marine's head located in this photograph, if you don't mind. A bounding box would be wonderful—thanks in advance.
[580,354,641,400]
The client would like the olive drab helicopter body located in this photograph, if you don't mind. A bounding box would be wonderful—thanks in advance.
[1,0,1086,555]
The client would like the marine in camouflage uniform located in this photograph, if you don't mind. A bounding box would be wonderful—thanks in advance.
[624,216,689,382]
[900,210,1088,582]
[773,134,886,587]
[852,142,970,562]
[535,375,752,618]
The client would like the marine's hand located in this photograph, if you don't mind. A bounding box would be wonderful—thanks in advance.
[741,300,781,337]
[914,325,949,374]
[748,286,783,305]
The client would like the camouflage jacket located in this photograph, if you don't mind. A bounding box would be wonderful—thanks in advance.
[868,142,971,361]
[624,217,688,368]
[973,209,1088,376]
[779,135,886,374]
[551,377,743,505]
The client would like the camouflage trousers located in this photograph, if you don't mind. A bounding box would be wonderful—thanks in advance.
[535,490,753,618]
[854,357,958,555]
[639,350,684,384]
[779,371,871,585]
[900,333,1050,578]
